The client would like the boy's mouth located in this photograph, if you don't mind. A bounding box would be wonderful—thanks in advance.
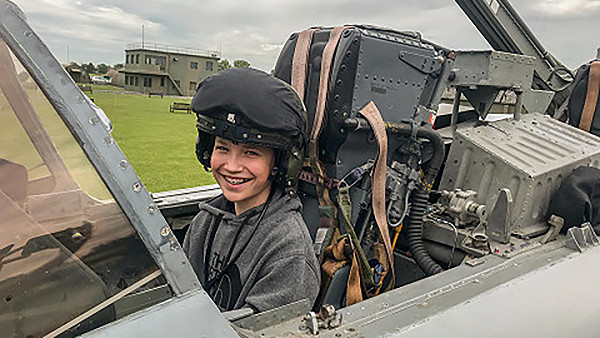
[223,175,252,185]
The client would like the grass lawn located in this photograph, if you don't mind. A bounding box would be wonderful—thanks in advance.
[88,91,215,192]
[90,84,124,92]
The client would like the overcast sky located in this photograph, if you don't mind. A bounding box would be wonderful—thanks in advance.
[9,0,600,72]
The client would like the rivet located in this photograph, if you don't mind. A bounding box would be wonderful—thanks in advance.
[132,182,142,192]
[103,136,113,145]
[89,116,99,125]
[243,133,248,138]
[148,205,156,214]
[119,160,128,169]
[160,227,170,237]
[257,134,262,139]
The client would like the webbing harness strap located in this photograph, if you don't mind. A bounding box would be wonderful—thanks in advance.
[580,61,600,132]
[338,186,374,284]
[358,101,395,290]
[292,28,319,101]
[309,26,353,207]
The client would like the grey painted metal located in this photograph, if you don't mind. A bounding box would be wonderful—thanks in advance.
[83,290,238,337]
[440,113,600,238]
[565,223,600,252]
[253,240,590,337]
[451,50,534,89]
[0,0,202,295]
[449,50,554,117]
[454,0,572,92]
[234,299,311,331]
[389,244,600,337]
[151,184,221,216]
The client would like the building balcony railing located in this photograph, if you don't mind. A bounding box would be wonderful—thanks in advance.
[126,42,220,59]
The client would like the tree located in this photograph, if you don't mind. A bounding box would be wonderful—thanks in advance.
[218,59,232,71]
[233,59,250,68]
[82,62,96,74]
[113,63,124,70]
[97,63,109,74]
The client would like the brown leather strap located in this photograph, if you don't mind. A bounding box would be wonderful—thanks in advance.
[309,26,353,206]
[580,61,600,132]
[357,101,395,288]
[291,28,319,101]
[346,250,363,306]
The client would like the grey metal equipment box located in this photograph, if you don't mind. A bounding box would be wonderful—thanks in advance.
[449,50,554,118]
[440,113,600,238]
[452,50,534,88]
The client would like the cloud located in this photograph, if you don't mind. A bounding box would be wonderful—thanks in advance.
[9,0,598,70]
[531,0,600,16]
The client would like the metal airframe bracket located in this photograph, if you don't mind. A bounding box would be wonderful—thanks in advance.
[565,223,600,252]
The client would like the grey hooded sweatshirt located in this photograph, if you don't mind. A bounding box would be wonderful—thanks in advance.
[183,189,320,313]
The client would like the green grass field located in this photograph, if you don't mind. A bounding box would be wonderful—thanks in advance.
[89,91,215,192]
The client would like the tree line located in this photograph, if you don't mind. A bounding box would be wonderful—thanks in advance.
[66,59,250,75]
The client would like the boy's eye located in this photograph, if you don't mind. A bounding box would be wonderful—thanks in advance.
[245,150,260,156]
[215,145,228,152]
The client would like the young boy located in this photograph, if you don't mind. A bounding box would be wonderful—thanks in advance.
[183,68,320,313]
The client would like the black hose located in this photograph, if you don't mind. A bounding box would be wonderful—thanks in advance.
[343,118,446,275]
[406,188,443,275]
[377,120,446,275]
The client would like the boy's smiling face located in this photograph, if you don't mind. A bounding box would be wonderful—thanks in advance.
[211,137,275,215]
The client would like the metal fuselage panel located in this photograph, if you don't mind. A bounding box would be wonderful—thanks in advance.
[440,113,600,236]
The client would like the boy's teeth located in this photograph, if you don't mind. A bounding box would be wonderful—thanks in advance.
[225,177,250,184]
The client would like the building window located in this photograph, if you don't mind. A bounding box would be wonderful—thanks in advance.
[136,54,140,64]
[125,75,129,85]
[205,61,214,71]
[189,81,197,91]
[134,76,139,86]
[190,61,198,69]
[125,55,129,64]
[144,77,152,87]
[160,77,165,87]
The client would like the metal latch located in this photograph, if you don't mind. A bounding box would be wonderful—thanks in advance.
[302,304,343,335]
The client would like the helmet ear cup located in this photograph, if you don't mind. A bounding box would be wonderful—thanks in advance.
[195,132,215,170]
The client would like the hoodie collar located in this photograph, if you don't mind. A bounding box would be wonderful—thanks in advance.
[198,187,300,225]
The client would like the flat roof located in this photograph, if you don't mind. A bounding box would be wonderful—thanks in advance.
[125,42,220,59]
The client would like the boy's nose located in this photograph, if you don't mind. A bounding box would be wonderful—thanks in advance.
[222,153,243,172]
